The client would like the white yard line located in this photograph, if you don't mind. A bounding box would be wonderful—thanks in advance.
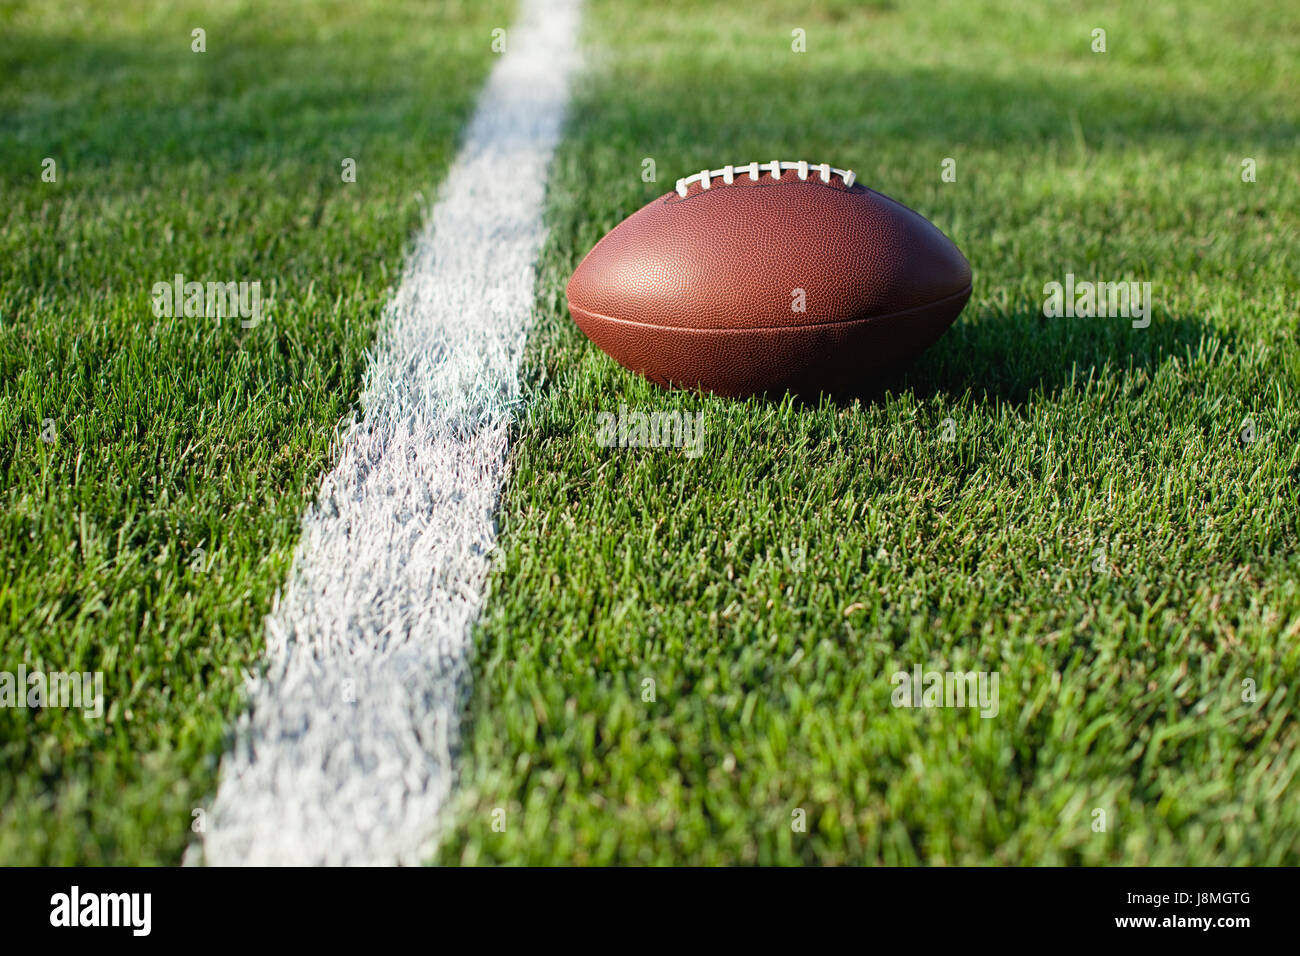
[195,0,582,866]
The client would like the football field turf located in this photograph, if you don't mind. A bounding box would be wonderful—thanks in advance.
[0,0,511,864]
[2,0,1298,865]
[435,0,1300,864]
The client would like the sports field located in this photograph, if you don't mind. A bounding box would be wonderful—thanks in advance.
[0,0,511,864]
[3,0,1299,865]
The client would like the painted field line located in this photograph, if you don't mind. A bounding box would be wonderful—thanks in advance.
[195,0,583,866]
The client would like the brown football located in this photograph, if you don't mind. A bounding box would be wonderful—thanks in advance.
[566,161,972,397]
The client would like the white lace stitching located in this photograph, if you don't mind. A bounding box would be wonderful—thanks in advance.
[675,161,856,198]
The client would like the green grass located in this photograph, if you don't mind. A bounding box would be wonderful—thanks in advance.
[0,0,510,864]
[436,0,1300,864]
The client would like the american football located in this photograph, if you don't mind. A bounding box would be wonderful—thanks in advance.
[567,161,972,396]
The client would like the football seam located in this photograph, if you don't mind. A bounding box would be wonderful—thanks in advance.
[568,284,973,334]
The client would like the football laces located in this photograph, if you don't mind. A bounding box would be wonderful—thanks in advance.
[675,161,855,198]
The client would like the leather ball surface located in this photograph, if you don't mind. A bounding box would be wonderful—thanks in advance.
[566,162,972,397]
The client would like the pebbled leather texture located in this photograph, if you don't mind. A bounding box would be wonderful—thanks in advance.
[566,168,972,396]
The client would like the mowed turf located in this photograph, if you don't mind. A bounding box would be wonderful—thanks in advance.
[438,0,1300,864]
[0,0,509,864]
